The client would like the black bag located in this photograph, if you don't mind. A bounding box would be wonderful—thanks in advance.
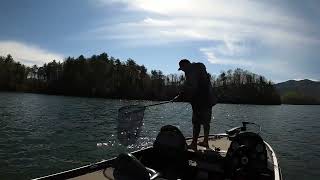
[208,85,217,107]
[192,63,217,107]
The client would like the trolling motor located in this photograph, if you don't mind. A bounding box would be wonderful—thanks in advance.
[226,122,261,139]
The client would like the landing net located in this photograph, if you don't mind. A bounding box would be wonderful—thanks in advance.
[117,105,146,145]
[118,105,146,123]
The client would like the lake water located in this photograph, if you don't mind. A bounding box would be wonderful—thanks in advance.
[0,92,319,180]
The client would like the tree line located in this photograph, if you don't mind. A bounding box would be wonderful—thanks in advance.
[212,69,281,104]
[0,53,281,104]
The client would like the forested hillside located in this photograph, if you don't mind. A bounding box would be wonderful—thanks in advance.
[275,79,320,104]
[213,69,281,104]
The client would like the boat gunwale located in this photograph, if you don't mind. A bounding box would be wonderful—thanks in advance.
[264,141,282,180]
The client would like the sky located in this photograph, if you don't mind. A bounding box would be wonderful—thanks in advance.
[0,0,319,82]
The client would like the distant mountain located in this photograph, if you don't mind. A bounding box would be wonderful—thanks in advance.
[275,79,320,104]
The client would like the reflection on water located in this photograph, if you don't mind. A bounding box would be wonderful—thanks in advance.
[0,92,319,180]
[117,105,145,146]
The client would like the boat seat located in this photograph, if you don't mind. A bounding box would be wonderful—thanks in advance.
[113,153,151,180]
[152,125,189,179]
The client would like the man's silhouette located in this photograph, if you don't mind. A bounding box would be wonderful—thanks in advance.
[176,59,216,150]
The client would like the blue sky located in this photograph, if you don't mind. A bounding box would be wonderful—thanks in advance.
[0,0,319,82]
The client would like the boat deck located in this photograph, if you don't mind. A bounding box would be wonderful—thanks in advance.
[187,136,231,154]
[69,168,114,180]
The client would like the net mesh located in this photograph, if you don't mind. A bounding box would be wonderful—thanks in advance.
[118,105,146,123]
[117,105,146,145]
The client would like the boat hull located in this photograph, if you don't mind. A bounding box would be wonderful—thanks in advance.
[33,133,282,180]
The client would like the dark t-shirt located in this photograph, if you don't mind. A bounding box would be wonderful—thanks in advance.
[182,63,216,108]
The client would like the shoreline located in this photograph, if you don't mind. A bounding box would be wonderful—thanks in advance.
[2,91,319,105]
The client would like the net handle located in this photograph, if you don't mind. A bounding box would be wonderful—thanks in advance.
[143,95,178,108]
[143,100,171,108]
[118,96,178,115]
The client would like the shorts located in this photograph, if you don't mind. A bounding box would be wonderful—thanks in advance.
[192,106,212,126]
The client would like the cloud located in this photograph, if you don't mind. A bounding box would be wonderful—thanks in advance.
[89,0,320,81]
[0,41,63,66]
[96,2,314,33]
[90,0,320,50]
[199,38,253,66]
[199,46,253,66]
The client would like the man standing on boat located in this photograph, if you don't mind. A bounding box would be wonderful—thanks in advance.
[175,59,216,150]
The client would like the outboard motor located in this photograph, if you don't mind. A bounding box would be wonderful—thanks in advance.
[153,125,188,179]
[225,132,269,179]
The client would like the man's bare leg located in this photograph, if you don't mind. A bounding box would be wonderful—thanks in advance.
[199,108,212,148]
[189,123,200,150]
[201,123,210,148]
